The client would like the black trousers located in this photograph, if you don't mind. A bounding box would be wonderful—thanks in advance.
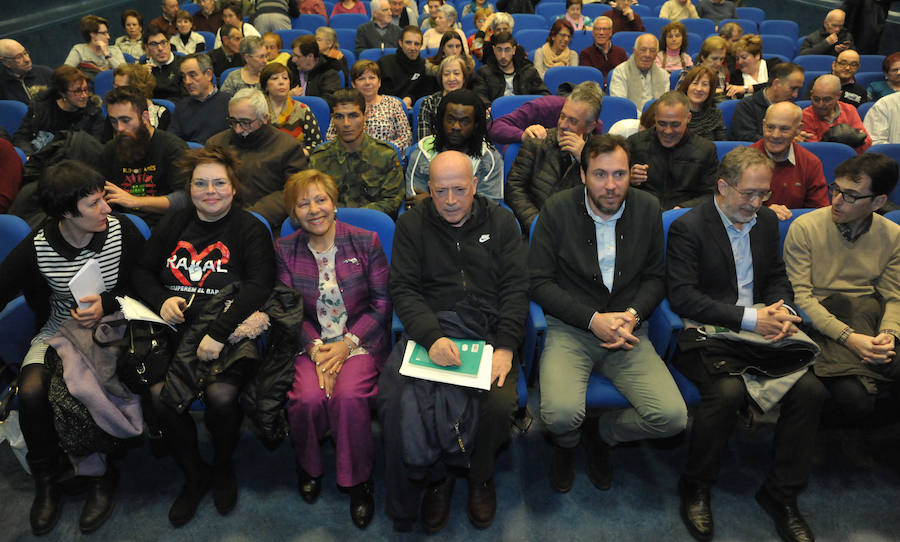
[675,348,825,503]
[376,341,518,522]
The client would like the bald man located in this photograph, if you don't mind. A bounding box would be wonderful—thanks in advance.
[379,149,528,533]
[751,102,829,221]
[608,34,669,111]
[831,49,866,107]
[0,39,53,104]
[799,9,854,56]
[800,74,872,154]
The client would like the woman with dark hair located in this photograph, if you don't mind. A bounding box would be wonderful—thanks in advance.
[656,21,692,73]
[326,60,412,150]
[0,160,145,535]
[534,19,577,79]
[677,65,726,141]
[276,169,391,528]
[425,31,475,77]
[868,52,900,101]
[115,9,145,59]
[132,146,277,527]
[557,0,592,31]
[418,55,475,139]
[63,15,126,73]
[12,65,106,154]
[261,62,322,153]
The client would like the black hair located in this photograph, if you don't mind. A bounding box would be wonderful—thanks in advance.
[434,89,488,158]
[105,85,149,114]
[834,153,899,197]
[39,160,106,219]
[580,134,631,174]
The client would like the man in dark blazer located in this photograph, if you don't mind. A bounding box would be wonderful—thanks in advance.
[530,134,687,494]
[667,146,825,542]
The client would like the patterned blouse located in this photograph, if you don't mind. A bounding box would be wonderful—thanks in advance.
[310,243,366,356]
[326,95,412,150]
[269,98,323,152]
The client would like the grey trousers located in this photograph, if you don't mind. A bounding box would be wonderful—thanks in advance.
[540,315,688,448]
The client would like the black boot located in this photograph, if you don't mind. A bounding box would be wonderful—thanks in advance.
[79,467,119,533]
[25,454,62,536]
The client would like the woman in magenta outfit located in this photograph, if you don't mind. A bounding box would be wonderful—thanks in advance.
[330,0,367,17]
[275,170,391,529]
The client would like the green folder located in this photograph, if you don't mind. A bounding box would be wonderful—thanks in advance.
[407,338,486,376]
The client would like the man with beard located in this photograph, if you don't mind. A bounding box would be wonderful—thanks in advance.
[192,0,224,33]
[101,85,189,224]
[472,32,548,107]
[309,89,404,216]
[169,53,231,143]
[406,89,502,207]
[0,39,53,104]
[377,26,437,108]
[142,25,186,101]
[667,146,825,542]
[205,87,307,226]
[530,133,687,495]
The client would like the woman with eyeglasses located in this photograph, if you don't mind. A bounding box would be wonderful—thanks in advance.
[131,146,277,527]
[534,19,578,80]
[220,36,269,95]
[12,65,106,155]
[64,15,126,74]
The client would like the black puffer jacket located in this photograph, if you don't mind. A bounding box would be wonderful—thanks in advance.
[12,88,105,154]
[159,282,304,448]
[472,57,549,108]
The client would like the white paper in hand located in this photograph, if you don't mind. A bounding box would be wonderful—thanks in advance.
[116,295,176,330]
[68,259,106,310]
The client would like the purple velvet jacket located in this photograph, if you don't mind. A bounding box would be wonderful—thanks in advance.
[275,221,392,364]
[487,95,604,145]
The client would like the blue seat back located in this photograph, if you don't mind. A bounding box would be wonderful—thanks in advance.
[870,144,900,204]
[543,66,603,96]
[760,34,796,61]
[359,47,396,62]
[641,16,670,38]
[859,55,886,73]
[293,95,331,135]
[330,13,370,28]
[681,18,716,38]
[0,100,28,135]
[798,142,857,185]
[197,31,216,51]
[510,14,547,30]
[292,14,327,31]
[736,7,765,24]
[714,140,746,160]
[280,207,395,262]
[793,55,834,72]
[718,18,757,35]
[778,208,814,253]
[600,96,638,130]
[122,213,151,240]
[759,20,799,41]
[513,29,548,53]
[274,29,312,50]
[610,31,643,52]
[0,214,31,262]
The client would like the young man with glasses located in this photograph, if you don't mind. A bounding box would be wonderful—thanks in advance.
[0,38,52,104]
[784,152,900,465]
[142,25,186,101]
[800,74,872,153]
[668,145,825,542]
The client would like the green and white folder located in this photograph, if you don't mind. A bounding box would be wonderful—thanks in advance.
[400,338,494,390]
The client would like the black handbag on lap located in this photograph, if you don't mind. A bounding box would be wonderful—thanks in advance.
[92,319,172,396]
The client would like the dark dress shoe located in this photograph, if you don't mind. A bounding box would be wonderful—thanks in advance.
[26,455,63,536]
[678,478,713,542]
[212,462,238,515]
[79,467,119,533]
[582,424,612,490]
[549,445,577,493]
[467,478,496,529]
[420,475,455,534]
[168,466,211,527]
[297,467,321,504]
[349,480,374,529]
[755,488,815,542]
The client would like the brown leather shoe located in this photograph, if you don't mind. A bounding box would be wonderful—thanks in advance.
[420,475,455,534]
[467,478,496,529]
[755,487,815,542]
[678,477,713,542]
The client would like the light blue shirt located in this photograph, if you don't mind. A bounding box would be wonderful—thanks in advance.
[713,195,758,331]
[584,189,625,293]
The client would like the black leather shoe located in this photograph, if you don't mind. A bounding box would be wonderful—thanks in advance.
[549,445,577,493]
[755,487,815,542]
[168,465,211,527]
[678,478,713,542]
[26,455,62,536]
[79,467,119,533]
[297,467,321,504]
[212,462,238,515]
[467,478,496,529]
[420,475,455,534]
[582,424,612,490]
[349,480,374,529]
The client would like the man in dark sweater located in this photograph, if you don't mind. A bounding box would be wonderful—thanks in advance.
[578,17,628,79]
[628,91,718,210]
[378,150,528,533]
[801,49,867,108]
[472,32,548,108]
[142,25,186,101]
[170,53,232,144]
[601,0,645,33]
[150,0,179,37]
[289,35,342,105]
[102,86,189,224]
[798,9,854,56]
[729,62,805,142]
[530,133,687,495]
[377,26,436,108]
[0,39,53,104]
[192,0,224,33]
[208,24,245,80]
[355,0,403,56]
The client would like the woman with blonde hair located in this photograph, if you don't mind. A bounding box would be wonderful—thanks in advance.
[112,64,171,129]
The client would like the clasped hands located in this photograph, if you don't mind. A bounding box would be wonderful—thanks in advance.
[311,340,352,398]
[754,299,801,342]
[590,311,639,350]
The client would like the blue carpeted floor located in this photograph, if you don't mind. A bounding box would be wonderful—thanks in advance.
[2,386,899,542]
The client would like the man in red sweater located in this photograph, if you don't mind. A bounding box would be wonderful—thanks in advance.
[750,102,830,220]
[602,0,645,33]
[800,74,872,154]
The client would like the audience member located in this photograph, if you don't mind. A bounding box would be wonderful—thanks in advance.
[424,31,474,78]
[377,26,438,108]
[220,36,267,95]
[379,149,528,533]
[506,81,603,229]
[170,53,232,143]
[729,62,805,142]
[677,65,726,141]
[101,85,189,222]
[578,17,627,79]
[472,32,548,107]
[799,9,853,56]
[391,0,419,26]
[261,62,322,153]
[209,24,245,80]
[332,0,367,17]
[660,0,699,21]
[0,138,23,212]
[64,15,127,74]
[206,88,308,225]
[667,146,825,542]
[262,32,291,66]
[143,25,186,101]
[488,91,603,144]
[0,39,52,104]
[601,0,645,33]
[656,21,693,73]
[627,91,718,210]
[215,1,261,48]
[423,4,468,52]
[868,52,900,101]
[299,0,328,19]
[608,34,668,112]
[719,20,743,46]
[694,36,729,103]
[115,9,146,59]
[727,34,779,99]
[471,11,514,65]
[418,55,474,140]
[750,102,830,218]
[696,0,736,26]
[310,89,405,215]
[289,35,342,104]
[355,0,403,56]
[534,20,578,81]
[315,27,350,77]
[826,49,867,108]
[557,0,592,31]
[800,74,872,154]
[13,65,106,155]
[407,89,503,204]
[192,0,224,34]
[170,10,206,54]
[253,0,299,33]
[113,64,172,130]
[531,133,688,494]
[420,0,444,31]
[150,0,179,37]
[864,91,900,145]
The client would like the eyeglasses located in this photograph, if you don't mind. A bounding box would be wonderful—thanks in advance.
[835,60,860,68]
[191,178,231,190]
[829,183,876,204]
[726,184,771,202]
[67,86,90,96]
[1,50,30,62]
[227,117,258,129]
[811,95,837,104]
[146,39,169,48]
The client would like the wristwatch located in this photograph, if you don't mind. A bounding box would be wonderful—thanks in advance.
[625,307,641,329]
